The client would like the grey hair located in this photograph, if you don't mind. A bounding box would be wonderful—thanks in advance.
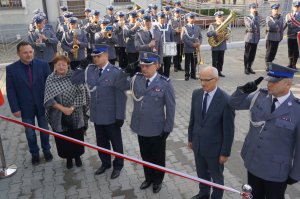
[200,66,219,78]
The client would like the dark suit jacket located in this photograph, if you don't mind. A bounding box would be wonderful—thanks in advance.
[188,87,235,157]
[6,59,51,119]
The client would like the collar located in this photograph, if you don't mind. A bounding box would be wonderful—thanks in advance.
[272,91,291,106]
[19,60,33,67]
[204,86,218,98]
[99,62,109,71]
[146,72,158,83]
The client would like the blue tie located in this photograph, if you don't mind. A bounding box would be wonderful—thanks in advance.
[99,68,103,77]
[202,93,209,117]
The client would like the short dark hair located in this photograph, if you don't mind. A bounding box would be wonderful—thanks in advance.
[17,41,33,52]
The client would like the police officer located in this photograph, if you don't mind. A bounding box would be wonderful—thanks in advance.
[265,4,284,70]
[124,11,142,75]
[244,3,260,75]
[104,6,117,25]
[207,11,229,77]
[135,15,163,63]
[28,15,58,67]
[284,2,300,69]
[125,5,134,21]
[79,8,91,30]
[137,9,145,22]
[171,8,184,72]
[61,17,88,70]
[150,4,158,22]
[95,19,118,65]
[56,12,72,42]
[130,52,175,193]
[155,12,174,77]
[163,6,172,22]
[56,6,68,33]
[114,12,128,69]
[229,63,300,199]
[85,10,101,54]
[71,44,127,179]
[182,13,202,81]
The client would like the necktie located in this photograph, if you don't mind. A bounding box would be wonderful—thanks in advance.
[146,79,150,88]
[148,31,152,40]
[202,93,209,117]
[271,98,278,113]
[27,64,33,89]
[99,68,103,77]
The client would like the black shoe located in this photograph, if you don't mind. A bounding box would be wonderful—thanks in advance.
[140,181,152,189]
[44,152,53,162]
[191,194,209,199]
[66,158,73,169]
[244,68,250,75]
[31,155,40,165]
[111,169,121,179]
[75,157,82,167]
[174,68,178,72]
[178,67,184,71]
[190,76,197,80]
[153,183,162,193]
[248,68,256,74]
[95,165,110,175]
[185,76,189,81]
[218,72,225,77]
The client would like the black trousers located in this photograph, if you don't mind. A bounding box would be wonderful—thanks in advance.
[287,38,299,68]
[116,47,128,69]
[127,52,140,76]
[244,42,258,68]
[265,40,280,64]
[248,171,287,199]
[94,123,124,170]
[212,50,225,72]
[174,43,184,69]
[162,56,172,77]
[138,135,166,185]
[185,53,196,78]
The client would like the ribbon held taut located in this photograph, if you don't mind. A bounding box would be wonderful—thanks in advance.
[0,90,4,107]
[0,115,253,199]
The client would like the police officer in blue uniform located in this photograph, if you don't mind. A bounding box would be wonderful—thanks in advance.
[244,3,260,75]
[229,64,300,199]
[171,8,184,72]
[207,11,229,77]
[130,52,175,193]
[28,15,58,66]
[85,10,101,54]
[79,8,91,30]
[114,12,128,69]
[95,19,118,65]
[182,13,202,81]
[265,4,284,69]
[71,44,127,179]
[104,6,117,25]
[284,2,300,69]
[56,12,72,42]
[155,12,174,77]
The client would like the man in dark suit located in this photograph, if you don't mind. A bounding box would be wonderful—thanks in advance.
[6,41,53,165]
[188,66,235,199]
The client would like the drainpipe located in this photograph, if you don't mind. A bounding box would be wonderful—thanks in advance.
[42,0,48,18]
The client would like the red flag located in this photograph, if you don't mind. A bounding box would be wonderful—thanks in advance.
[0,89,4,106]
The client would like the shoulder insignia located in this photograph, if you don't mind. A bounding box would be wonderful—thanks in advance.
[294,98,300,104]
[135,72,143,76]
[112,65,121,70]
[160,75,170,82]
[259,88,268,94]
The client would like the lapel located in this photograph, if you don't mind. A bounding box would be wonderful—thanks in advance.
[267,93,294,120]
[203,88,222,121]
[99,63,112,81]
[146,74,159,92]
[17,60,31,87]
[32,60,38,86]
[198,89,204,119]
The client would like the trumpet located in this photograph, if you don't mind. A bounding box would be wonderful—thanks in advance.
[105,26,113,38]
[72,30,79,60]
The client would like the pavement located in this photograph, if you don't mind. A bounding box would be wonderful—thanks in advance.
[0,42,300,199]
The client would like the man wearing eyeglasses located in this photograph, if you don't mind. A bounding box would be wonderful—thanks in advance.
[130,52,175,193]
[188,66,235,199]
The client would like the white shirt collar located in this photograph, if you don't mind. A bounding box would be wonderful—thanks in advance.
[147,72,158,84]
[100,61,109,72]
[204,86,218,98]
[272,91,291,107]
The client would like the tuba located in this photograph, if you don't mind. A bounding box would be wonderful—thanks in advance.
[208,11,238,47]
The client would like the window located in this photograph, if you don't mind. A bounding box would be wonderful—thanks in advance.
[114,0,131,2]
[0,0,22,8]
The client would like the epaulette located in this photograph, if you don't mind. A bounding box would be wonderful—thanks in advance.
[259,88,268,94]
[112,65,121,70]
[160,75,170,82]
[294,98,300,104]
[135,72,143,76]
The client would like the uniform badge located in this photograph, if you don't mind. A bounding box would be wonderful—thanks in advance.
[288,101,292,106]
[154,87,161,92]
[281,116,291,122]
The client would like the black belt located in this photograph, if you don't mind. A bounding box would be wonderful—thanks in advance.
[246,30,258,33]
[266,30,278,33]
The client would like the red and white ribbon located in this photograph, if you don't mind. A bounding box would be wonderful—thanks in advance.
[0,115,252,199]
